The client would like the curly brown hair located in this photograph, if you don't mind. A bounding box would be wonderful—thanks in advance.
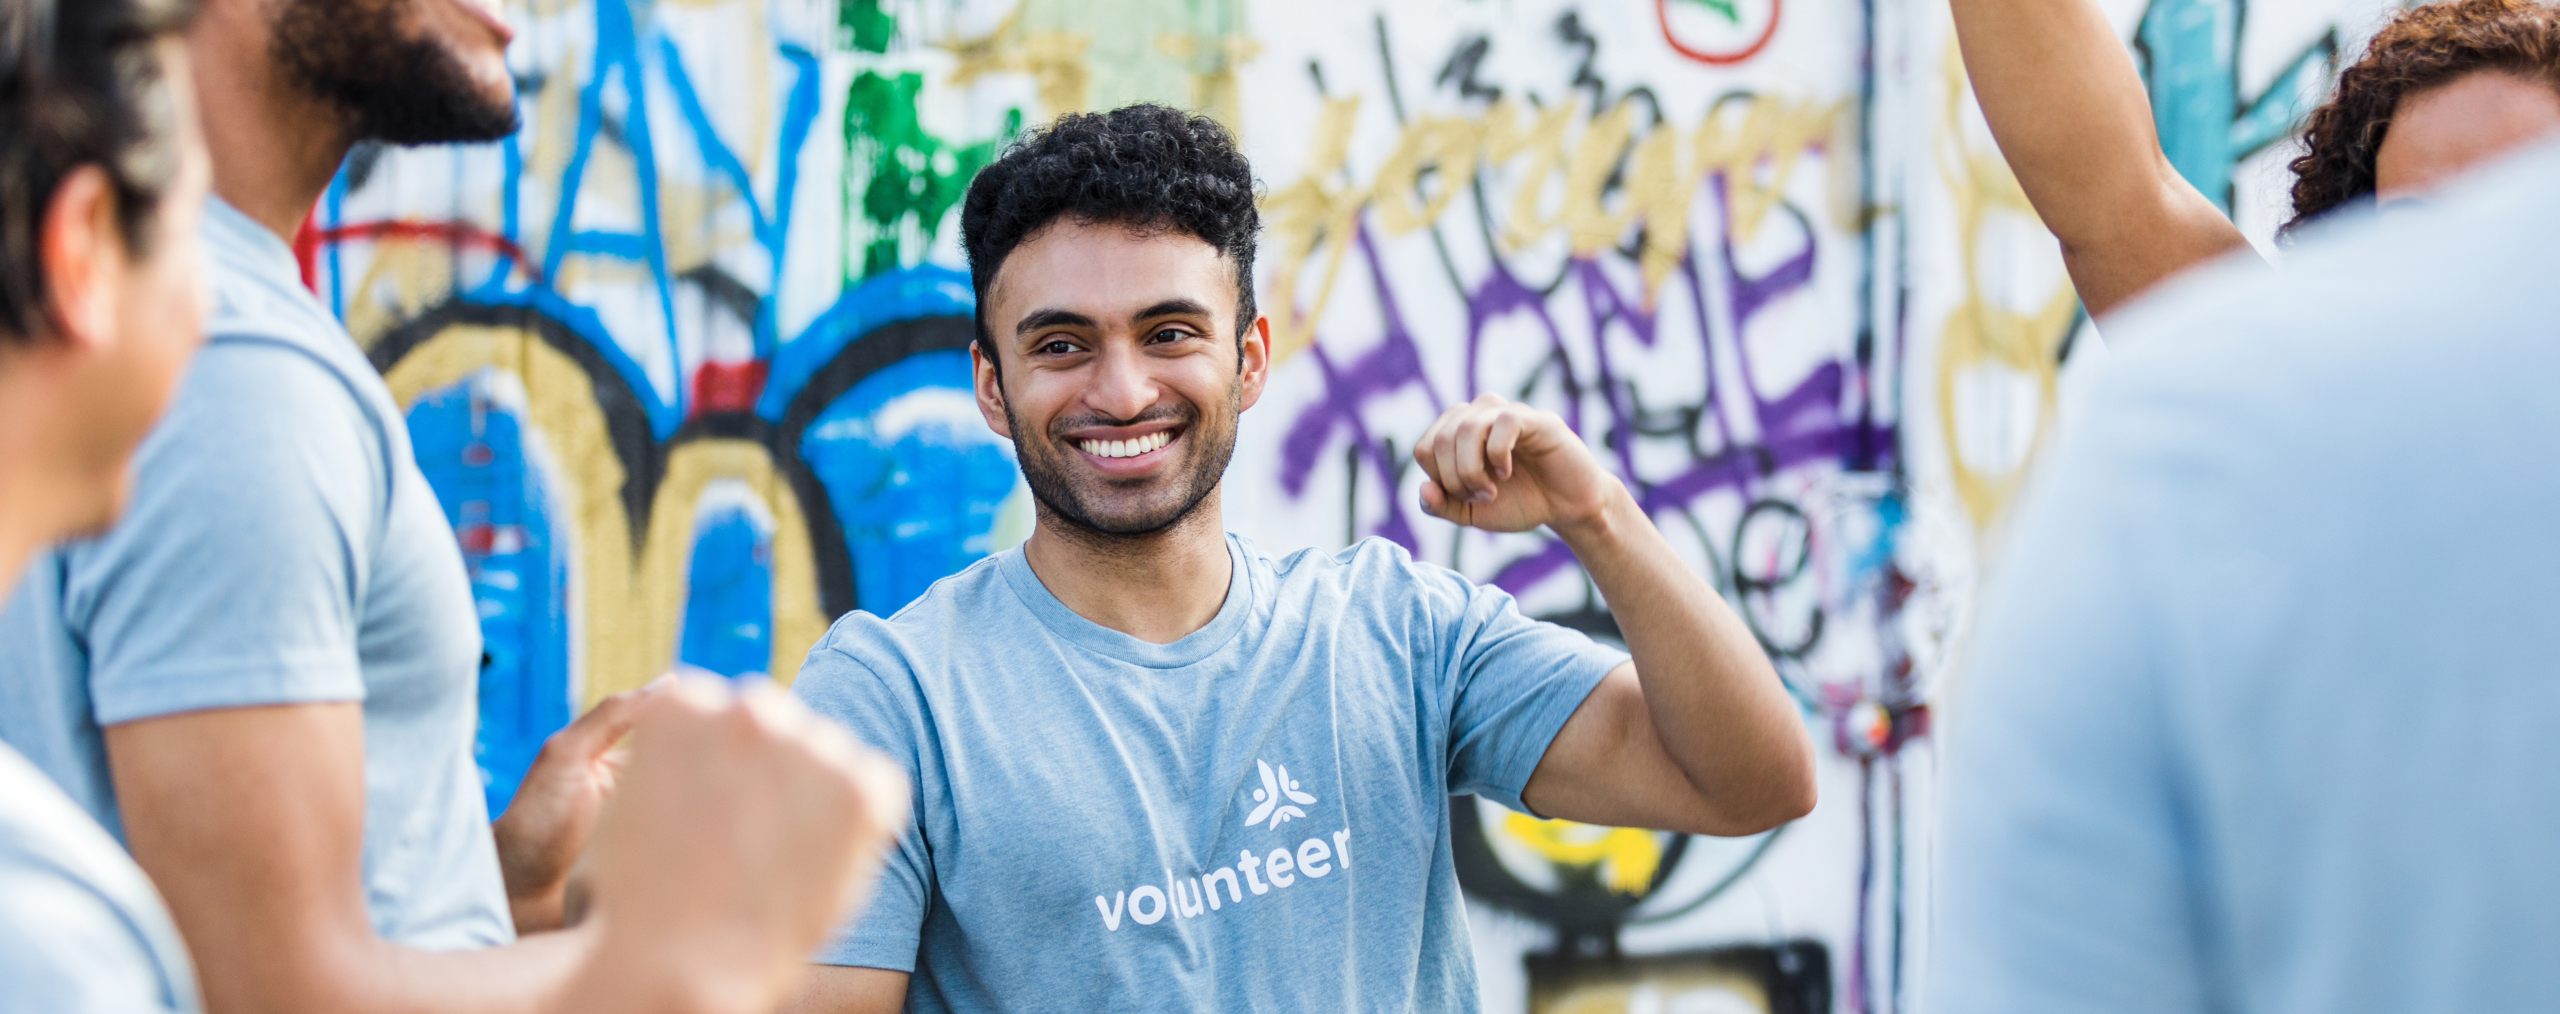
[2284,0,2560,239]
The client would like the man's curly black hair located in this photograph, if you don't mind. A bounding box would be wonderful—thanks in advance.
[959,103,1260,364]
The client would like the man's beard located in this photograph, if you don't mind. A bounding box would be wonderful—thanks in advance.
[271,0,519,145]
[1006,388,1238,542]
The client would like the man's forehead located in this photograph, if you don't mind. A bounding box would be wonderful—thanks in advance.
[986,219,1237,321]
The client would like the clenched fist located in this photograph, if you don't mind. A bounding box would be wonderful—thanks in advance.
[1413,394,1627,536]
[571,677,910,1014]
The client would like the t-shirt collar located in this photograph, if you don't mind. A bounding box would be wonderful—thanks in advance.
[997,532,1254,669]
[201,197,304,290]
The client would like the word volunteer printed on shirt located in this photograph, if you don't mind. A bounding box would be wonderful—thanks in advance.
[793,534,1626,1012]
[1093,759,1352,932]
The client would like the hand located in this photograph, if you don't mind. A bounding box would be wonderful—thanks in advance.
[574,678,910,1014]
[1413,394,1626,536]
[492,678,668,933]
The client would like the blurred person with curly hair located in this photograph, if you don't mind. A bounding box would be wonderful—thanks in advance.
[1930,105,2560,1014]
[781,103,1816,1014]
[1952,0,2560,320]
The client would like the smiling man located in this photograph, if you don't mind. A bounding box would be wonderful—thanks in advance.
[784,104,1818,1013]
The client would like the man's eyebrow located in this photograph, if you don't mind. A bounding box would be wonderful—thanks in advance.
[1133,299,1215,323]
[1014,307,1097,339]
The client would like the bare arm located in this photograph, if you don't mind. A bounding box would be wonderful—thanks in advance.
[781,966,911,1014]
[109,682,907,1014]
[1951,0,2253,318]
[1415,396,1817,836]
[1524,498,1817,836]
[107,703,595,1014]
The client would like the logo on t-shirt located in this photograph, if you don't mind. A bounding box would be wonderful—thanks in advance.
[1088,756,1352,933]
[1245,758,1317,830]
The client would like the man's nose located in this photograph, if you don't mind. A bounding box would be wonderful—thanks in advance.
[1085,342,1161,421]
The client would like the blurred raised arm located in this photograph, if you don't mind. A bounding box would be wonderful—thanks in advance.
[1951,0,2255,319]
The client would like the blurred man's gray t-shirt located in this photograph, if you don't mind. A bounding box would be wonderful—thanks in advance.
[0,198,510,949]
[0,742,199,1011]
[794,534,1625,1012]
[1937,141,2560,1012]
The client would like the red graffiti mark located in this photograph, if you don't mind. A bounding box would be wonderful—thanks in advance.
[690,360,770,417]
[1657,0,1782,66]
[294,214,322,292]
[295,219,548,292]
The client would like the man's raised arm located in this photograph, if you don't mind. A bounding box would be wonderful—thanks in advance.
[1413,395,1816,837]
[1951,0,2253,319]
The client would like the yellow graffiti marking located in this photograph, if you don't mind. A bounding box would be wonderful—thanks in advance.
[943,6,1095,118]
[1155,30,1262,131]
[1538,967,1769,1014]
[1500,813,1664,896]
[1259,96,1366,365]
[1260,92,1852,365]
[636,439,831,691]
[1930,40,2080,534]
[938,0,1254,123]
[383,325,829,707]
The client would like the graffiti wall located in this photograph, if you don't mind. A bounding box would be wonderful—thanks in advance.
[310,0,2399,1009]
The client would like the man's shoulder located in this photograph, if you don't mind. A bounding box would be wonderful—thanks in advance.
[795,551,1019,693]
[198,220,392,424]
[139,336,397,496]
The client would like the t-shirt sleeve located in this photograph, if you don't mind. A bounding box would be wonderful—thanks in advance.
[1409,553,1626,813]
[1931,401,2207,1011]
[58,339,387,725]
[0,859,192,1012]
[791,636,933,973]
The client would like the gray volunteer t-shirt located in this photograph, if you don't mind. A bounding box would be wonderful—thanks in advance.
[0,742,199,1012]
[794,534,1624,1012]
[0,198,510,949]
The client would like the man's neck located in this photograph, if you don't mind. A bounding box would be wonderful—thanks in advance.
[189,7,355,242]
[1019,497,1233,646]
[0,377,76,598]
[0,526,29,612]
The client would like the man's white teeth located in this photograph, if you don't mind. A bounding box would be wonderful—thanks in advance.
[1079,431,1172,459]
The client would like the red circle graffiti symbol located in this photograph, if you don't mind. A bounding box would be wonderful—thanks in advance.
[1656,0,1783,66]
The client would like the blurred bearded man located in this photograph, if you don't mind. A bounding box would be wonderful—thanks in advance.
[0,1,915,1011]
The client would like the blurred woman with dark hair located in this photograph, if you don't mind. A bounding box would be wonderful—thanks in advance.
[0,0,211,1008]
[1952,0,2560,320]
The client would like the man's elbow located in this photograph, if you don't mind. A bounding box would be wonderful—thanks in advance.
[1767,760,1820,826]
[1680,745,1818,837]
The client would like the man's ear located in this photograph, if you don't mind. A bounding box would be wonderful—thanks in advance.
[973,340,1012,438]
[39,166,123,352]
[1237,315,1273,413]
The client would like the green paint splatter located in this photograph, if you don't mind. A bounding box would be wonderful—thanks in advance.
[1676,0,1743,25]
[842,70,1020,280]
[837,0,895,54]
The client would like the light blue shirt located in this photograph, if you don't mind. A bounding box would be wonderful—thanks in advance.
[794,534,1624,1012]
[0,198,511,949]
[0,741,198,1012]
[1935,143,2560,1012]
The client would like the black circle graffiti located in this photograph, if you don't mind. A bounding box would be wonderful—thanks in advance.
[371,296,980,621]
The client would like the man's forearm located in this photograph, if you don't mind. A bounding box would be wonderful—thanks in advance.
[280,922,598,1014]
[1951,0,2166,233]
[1554,487,1815,823]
